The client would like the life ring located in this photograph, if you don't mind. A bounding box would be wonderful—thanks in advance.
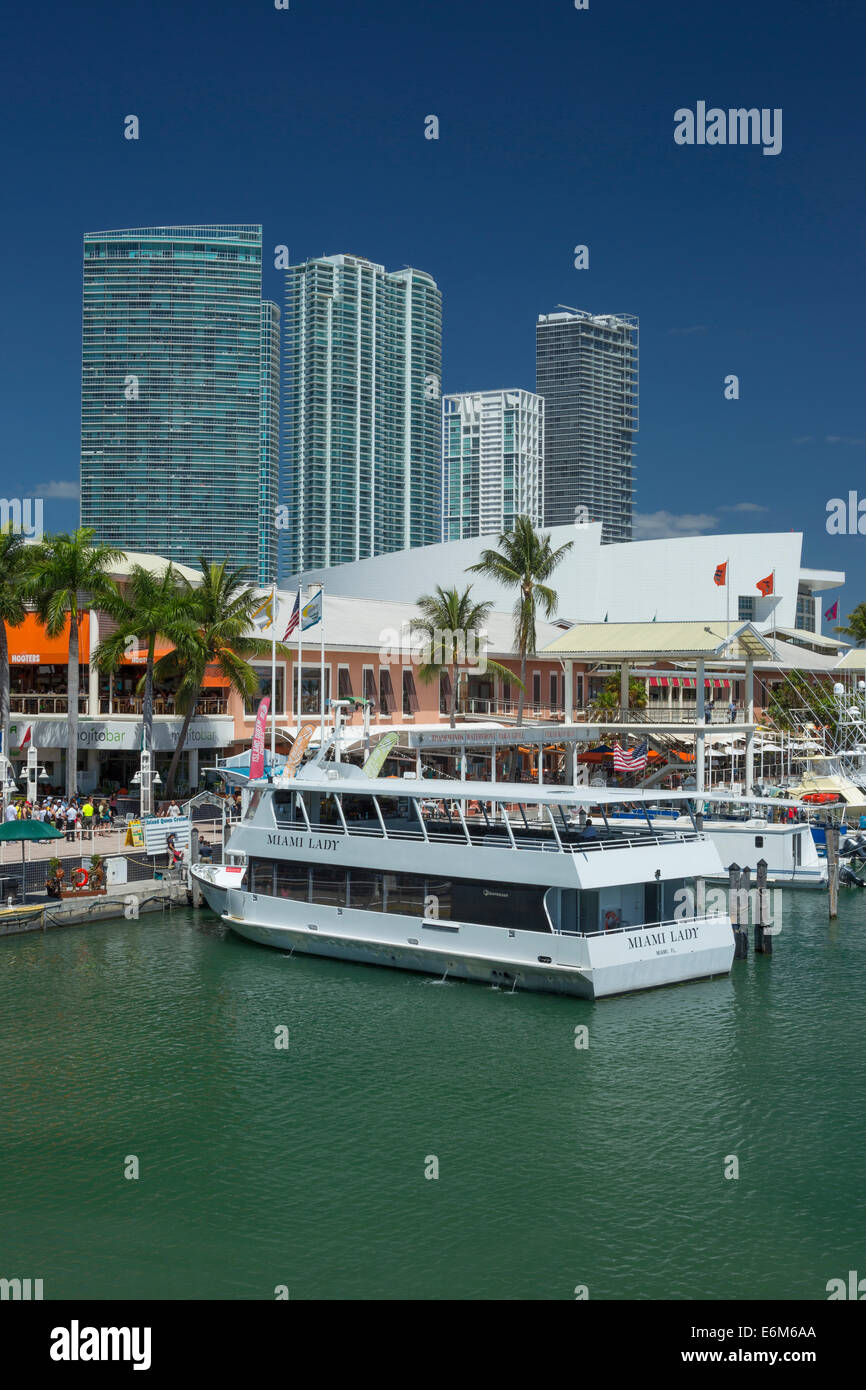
[71,868,89,889]
[604,910,620,932]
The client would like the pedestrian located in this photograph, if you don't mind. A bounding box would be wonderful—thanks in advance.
[108,792,117,825]
[65,802,77,842]
[705,698,714,724]
[4,802,17,823]
[728,699,737,723]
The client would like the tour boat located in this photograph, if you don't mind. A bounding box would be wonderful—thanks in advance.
[192,764,735,1000]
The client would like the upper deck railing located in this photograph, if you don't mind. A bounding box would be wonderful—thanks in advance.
[269,789,702,856]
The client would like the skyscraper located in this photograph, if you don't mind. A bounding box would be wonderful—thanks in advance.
[281,253,442,576]
[536,309,638,543]
[442,389,544,540]
[80,225,279,583]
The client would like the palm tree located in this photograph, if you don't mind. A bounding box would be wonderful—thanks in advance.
[467,516,573,726]
[0,525,38,796]
[836,602,866,648]
[411,585,520,728]
[93,563,191,778]
[31,529,124,798]
[155,559,289,799]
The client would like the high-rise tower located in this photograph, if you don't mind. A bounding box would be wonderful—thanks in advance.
[536,308,638,543]
[80,225,278,583]
[281,254,442,576]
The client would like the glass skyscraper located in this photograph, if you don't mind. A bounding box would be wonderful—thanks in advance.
[80,225,279,583]
[442,389,544,540]
[281,253,442,577]
[536,309,638,543]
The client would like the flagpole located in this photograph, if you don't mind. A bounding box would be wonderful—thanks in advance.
[726,555,730,638]
[270,581,277,768]
[319,585,326,752]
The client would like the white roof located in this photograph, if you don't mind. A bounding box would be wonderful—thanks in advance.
[270,590,562,658]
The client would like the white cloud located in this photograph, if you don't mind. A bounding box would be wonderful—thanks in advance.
[792,436,813,445]
[825,434,866,446]
[633,510,718,540]
[667,325,708,335]
[26,480,79,499]
[719,501,767,513]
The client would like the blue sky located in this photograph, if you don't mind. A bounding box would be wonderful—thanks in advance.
[2,0,864,629]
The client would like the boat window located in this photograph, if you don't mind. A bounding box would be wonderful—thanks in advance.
[424,877,453,920]
[275,862,310,901]
[250,858,275,895]
[384,871,426,915]
[311,865,348,907]
[273,790,303,825]
[347,868,384,910]
[755,836,764,848]
[245,791,263,819]
[339,793,380,829]
[297,790,343,831]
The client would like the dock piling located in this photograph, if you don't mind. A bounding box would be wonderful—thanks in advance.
[755,857,772,954]
[827,827,840,920]
[728,862,748,958]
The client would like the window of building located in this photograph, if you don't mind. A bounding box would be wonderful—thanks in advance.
[439,670,452,714]
[379,668,396,715]
[362,666,377,710]
[245,664,285,716]
[738,596,756,622]
[402,668,419,716]
[297,665,330,716]
[338,666,353,699]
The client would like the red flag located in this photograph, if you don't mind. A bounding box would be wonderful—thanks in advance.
[249,697,270,780]
[713,562,727,586]
[756,573,774,596]
[824,601,838,621]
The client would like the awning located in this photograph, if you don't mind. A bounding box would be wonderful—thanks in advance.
[677,677,731,689]
[7,613,91,664]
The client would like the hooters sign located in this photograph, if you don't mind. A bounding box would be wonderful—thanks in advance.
[249,697,270,780]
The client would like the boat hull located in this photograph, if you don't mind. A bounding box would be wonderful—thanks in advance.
[222,890,735,1000]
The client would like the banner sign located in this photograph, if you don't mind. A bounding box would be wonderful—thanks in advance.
[249,697,270,781]
[408,725,600,750]
[283,725,314,779]
[11,718,234,752]
[142,817,192,857]
[363,730,400,778]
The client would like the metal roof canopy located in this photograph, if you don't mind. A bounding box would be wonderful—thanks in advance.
[409,725,601,749]
[541,620,775,662]
[257,773,821,812]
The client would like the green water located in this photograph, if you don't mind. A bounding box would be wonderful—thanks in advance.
[1,892,864,1301]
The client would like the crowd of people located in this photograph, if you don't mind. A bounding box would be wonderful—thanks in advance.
[3,794,118,838]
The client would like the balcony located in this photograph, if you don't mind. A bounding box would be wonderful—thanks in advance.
[455,697,754,727]
[10,694,89,715]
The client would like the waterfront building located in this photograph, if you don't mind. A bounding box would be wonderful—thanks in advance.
[281,253,442,576]
[442,389,544,540]
[536,308,638,542]
[80,225,279,585]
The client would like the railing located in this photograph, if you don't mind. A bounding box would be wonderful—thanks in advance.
[578,911,726,939]
[586,705,749,726]
[9,694,89,715]
[272,810,703,855]
[571,830,704,854]
[99,697,228,716]
[454,698,755,726]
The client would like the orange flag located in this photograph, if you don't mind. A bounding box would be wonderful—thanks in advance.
[713,562,727,586]
[756,573,774,596]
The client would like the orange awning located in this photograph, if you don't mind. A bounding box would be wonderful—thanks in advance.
[6,613,91,665]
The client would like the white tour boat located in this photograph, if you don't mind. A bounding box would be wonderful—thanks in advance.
[191,765,735,1000]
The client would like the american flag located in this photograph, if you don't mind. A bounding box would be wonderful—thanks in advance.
[613,740,648,773]
[282,593,300,640]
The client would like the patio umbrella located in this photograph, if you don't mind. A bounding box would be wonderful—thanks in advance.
[0,819,65,903]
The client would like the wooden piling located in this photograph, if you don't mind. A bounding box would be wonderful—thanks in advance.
[827,825,839,919]
[755,857,772,954]
[728,862,748,958]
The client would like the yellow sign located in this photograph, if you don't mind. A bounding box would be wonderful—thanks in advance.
[124,821,145,847]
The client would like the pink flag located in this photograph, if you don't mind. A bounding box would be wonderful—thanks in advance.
[249,697,270,780]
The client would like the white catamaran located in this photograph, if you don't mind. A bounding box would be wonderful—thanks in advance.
[192,764,735,999]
